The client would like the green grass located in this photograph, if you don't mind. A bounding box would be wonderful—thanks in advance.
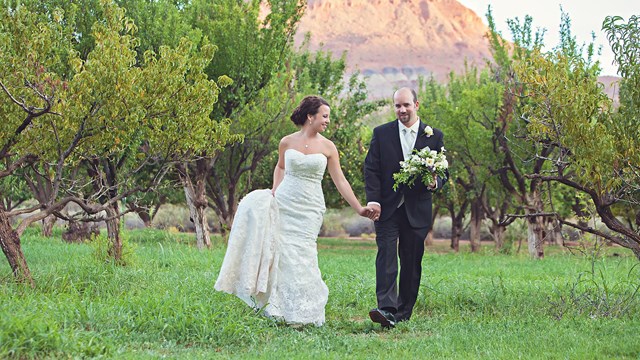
[1,228,639,359]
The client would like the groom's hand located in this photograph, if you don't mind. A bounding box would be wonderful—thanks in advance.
[360,206,376,220]
[427,176,438,191]
[369,203,381,221]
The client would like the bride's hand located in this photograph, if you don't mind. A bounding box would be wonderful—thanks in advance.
[357,205,368,217]
[358,205,378,221]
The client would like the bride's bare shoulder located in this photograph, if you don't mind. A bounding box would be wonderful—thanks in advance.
[320,137,338,157]
[279,134,295,147]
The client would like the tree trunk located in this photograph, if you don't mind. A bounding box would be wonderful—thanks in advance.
[184,184,211,249]
[105,205,123,263]
[525,191,545,259]
[136,210,152,228]
[526,214,545,259]
[126,200,164,228]
[490,224,506,251]
[469,199,482,253]
[218,182,239,239]
[450,216,464,252]
[0,208,34,287]
[591,199,640,257]
[218,212,234,239]
[177,162,211,249]
[41,215,56,237]
[550,218,563,245]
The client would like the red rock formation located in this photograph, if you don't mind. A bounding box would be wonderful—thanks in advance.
[296,0,492,86]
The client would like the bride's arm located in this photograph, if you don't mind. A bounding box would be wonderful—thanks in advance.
[271,139,287,195]
[326,142,373,218]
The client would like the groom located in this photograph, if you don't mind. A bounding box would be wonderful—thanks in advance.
[364,87,447,328]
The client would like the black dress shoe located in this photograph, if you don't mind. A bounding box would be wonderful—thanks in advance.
[369,308,396,328]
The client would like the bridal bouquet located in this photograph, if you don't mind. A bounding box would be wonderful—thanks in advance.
[393,146,448,191]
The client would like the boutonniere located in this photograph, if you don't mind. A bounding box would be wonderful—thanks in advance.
[423,126,433,137]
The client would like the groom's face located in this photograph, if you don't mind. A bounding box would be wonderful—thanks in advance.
[393,89,419,127]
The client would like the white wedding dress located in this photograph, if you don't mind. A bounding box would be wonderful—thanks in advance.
[214,149,329,326]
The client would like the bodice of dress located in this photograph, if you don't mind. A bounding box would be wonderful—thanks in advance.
[276,148,327,239]
[283,149,327,183]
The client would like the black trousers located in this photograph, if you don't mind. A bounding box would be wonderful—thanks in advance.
[374,204,429,320]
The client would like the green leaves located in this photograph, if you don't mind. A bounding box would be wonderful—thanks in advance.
[419,68,503,204]
[603,15,640,79]
[507,13,640,254]
[1,1,238,219]
[0,4,75,159]
[602,15,640,189]
[515,47,620,193]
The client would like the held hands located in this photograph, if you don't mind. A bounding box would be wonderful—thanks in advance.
[358,203,381,221]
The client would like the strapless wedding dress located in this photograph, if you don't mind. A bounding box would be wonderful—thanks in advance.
[215,149,328,326]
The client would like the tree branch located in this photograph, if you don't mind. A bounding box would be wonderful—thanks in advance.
[0,154,37,179]
[557,218,634,248]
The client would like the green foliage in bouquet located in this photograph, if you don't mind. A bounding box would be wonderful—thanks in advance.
[393,147,448,191]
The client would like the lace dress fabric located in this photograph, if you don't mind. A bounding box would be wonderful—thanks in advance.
[215,149,328,326]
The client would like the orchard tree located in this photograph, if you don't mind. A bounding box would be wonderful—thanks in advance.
[56,2,234,260]
[170,0,304,243]
[14,0,195,59]
[319,72,378,209]
[485,8,564,259]
[0,3,75,286]
[513,14,640,258]
[122,177,185,228]
[0,1,235,283]
[419,77,468,251]
[21,164,59,236]
[14,0,223,246]
[94,0,205,232]
[420,68,510,252]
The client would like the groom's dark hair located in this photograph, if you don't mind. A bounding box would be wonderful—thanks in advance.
[290,95,330,126]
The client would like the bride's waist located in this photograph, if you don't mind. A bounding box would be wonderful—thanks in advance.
[283,172,323,183]
[276,178,324,203]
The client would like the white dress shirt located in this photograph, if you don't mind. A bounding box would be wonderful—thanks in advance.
[399,120,420,159]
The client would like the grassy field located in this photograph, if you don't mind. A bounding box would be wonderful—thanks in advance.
[1,228,639,359]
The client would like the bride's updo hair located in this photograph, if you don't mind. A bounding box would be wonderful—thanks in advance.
[290,95,330,126]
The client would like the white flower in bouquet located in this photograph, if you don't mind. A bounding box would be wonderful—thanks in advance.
[393,146,448,191]
[436,159,448,170]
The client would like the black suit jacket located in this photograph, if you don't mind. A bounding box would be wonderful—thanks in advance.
[364,120,446,228]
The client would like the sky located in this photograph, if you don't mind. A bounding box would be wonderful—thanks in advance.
[457,0,640,76]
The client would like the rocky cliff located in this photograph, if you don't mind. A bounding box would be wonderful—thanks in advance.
[295,0,493,97]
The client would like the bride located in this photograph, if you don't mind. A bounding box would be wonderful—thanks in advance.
[214,95,375,326]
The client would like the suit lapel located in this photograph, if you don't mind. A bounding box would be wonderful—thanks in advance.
[414,121,427,151]
[389,121,404,162]
[415,121,441,152]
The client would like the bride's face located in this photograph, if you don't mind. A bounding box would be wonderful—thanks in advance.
[308,105,331,132]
